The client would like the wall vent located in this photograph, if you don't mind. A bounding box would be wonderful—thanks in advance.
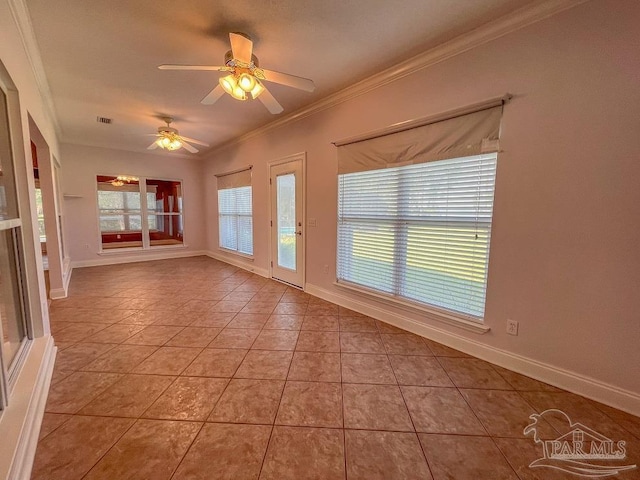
[96,116,112,124]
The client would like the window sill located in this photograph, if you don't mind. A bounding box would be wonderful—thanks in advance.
[334,280,490,334]
[217,247,254,261]
[98,244,188,255]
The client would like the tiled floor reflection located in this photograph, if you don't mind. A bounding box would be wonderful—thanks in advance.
[33,257,640,479]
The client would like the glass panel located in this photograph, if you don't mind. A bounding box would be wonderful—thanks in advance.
[148,214,183,246]
[0,229,27,370]
[96,176,142,249]
[35,188,46,242]
[146,179,183,214]
[0,88,19,220]
[337,154,497,318]
[277,173,296,270]
[217,186,253,255]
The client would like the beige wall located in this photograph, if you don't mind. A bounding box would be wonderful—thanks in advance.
[203,0,640,404]
[60,143,207,265]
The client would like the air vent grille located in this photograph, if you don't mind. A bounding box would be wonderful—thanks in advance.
[96,116,112,124]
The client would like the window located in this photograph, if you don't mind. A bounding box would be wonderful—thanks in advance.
[335,102,503,320]
[338,154,497,318]
[146,179,184,247]
[216,168,253,255]
[0,82,30,405]
[96,176,183,250]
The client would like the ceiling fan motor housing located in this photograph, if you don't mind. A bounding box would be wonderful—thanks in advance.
[158,126,178,135]
[225,50,259,68]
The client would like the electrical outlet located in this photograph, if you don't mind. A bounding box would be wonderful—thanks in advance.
[506,319,519,336]
[323,264,329,274]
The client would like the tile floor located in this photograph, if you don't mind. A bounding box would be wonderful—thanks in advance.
[33,257,640,479]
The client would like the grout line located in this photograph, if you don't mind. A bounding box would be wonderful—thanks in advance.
[78,415,139,479]
[167,421,205,480]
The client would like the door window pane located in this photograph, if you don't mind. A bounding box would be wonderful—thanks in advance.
[277,173,296,270]
[0,229,27,370]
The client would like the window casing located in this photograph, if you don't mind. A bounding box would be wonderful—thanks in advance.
[216,167,253,256]
[337,154,497,319]
[218,186,253,255]
[96,176,184,250]
[0,81,31,408]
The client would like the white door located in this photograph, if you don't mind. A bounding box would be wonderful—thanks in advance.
[270,155,304,288]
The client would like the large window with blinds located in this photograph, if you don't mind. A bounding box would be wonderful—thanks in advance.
[217,168,253,255]
[336,101,504,320]
[338,154,497,318]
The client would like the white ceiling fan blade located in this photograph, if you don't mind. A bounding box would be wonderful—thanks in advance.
[201,85,225,105]
[158,64,227,71]
[261,68,315,92]
[181,142,199,154]
[179,135,209,147]
[230,32,253,64]
[147,140,159,150]
[258,87,284,114]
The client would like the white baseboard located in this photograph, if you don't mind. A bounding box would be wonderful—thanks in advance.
[49,288,66,300]
[0,336,56,480]
[70,249,208,268]
[50,258,72,299]
[206,250,269,278]
[305,283,640,417]
[62,256,72,292]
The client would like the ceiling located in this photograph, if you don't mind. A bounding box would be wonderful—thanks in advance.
[25,0,541,157]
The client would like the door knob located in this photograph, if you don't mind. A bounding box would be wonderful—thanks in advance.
[296,231,302,236]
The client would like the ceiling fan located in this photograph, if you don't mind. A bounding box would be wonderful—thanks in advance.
[147,117,209,153]
[158,32,315,114]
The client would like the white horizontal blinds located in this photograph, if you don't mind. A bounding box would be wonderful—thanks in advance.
[337,154,497,318]
[337,105,502,175]
[217,167,253,255]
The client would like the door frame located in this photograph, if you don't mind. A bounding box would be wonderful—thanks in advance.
[268,152,306,289]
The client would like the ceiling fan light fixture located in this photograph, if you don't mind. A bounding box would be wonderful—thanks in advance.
[219,75,237,95]
[238,73,256,92]
[167,139,182,150]
[250,80,265,99]
[231,84,247,101]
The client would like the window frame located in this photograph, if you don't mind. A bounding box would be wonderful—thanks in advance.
[336,153,497,332]
[217,184,254,257]
[0,73,35,407]
[95,175,186,253]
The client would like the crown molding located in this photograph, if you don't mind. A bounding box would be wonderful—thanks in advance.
[7,0,62,138]
[205,0,590,158]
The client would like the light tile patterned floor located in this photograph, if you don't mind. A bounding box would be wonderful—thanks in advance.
[33,257,640,479]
